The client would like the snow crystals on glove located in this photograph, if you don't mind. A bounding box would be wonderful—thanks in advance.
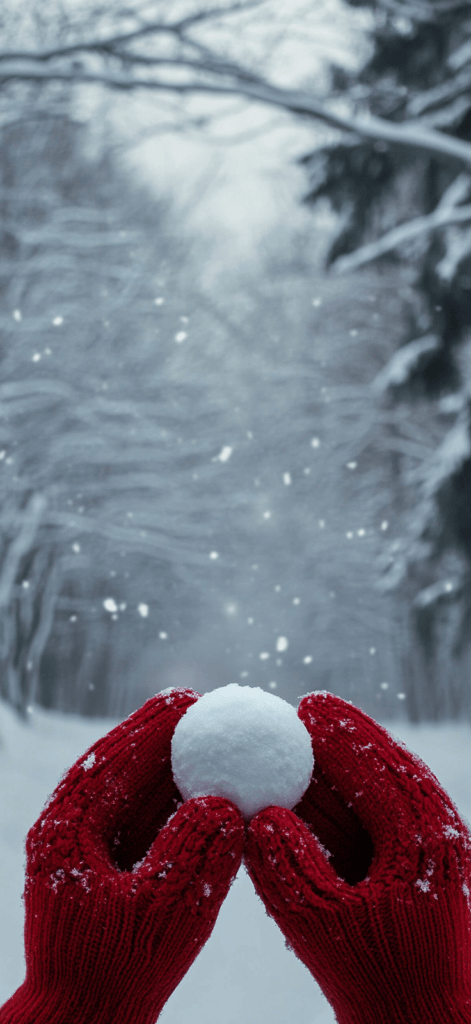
[171,683,314,819]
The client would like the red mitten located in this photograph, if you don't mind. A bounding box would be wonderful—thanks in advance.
[0,689,244,1024]
[246,692,471,1024]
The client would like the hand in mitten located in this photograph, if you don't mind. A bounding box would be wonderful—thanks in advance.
[0,689,244,1024]
[246,692,471,1024]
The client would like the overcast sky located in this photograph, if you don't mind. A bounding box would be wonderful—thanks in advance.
[114,0,372,259]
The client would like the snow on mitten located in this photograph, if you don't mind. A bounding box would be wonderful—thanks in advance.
[246,692,471,1024]
[0,689,244,1024]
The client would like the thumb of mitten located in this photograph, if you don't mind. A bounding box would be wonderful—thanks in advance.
[247,804,344,921]
[246,806,375,1022]
[138,794,245,908]
[131,795,245,1007]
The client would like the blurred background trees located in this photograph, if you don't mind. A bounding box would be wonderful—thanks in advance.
[300,0,471,719]
[1,0,471,721]
[0,105,208,717]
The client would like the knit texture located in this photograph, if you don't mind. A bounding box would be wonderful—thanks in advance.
[246,692,471,1024]
[0,689,244,1024]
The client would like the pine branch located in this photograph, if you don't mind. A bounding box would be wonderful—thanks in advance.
[333,203,471,275]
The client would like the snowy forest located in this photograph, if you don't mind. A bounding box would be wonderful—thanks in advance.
[2,1,471,1019]
[1,0,471,724]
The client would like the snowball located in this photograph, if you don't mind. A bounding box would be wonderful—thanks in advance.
[171,684,314,819]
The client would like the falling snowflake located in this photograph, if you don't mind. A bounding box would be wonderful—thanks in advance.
[214,446,233,463]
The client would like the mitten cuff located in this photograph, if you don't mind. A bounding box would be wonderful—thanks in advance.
[0,980,167,1024]
[338,995,471,1024]
[0,982,74,1024]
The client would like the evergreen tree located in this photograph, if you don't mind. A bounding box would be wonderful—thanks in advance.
[301,0,471,718]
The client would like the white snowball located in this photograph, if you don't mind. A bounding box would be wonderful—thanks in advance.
[171,684,314,819]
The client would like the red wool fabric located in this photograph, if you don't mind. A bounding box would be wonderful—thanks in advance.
[0,689,244,1024]
[245,692,471,1024]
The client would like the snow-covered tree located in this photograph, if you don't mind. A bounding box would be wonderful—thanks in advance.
[0,109,213,716]
[4,0,471,719]
[299,0,471,719]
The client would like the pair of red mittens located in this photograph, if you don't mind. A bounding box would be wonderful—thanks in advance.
[1,689,470,1024]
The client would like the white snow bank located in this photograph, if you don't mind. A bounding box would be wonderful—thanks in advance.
[1,700,471,1024]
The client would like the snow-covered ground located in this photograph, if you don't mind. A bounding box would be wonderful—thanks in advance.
[1,700,470,1022]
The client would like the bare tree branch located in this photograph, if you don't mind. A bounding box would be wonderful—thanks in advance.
[0,2,266,63]
[2,55,471,173]
[333,203,471,275]
[414,95,470,132]
[407,66,471,117]
[378,0,467,17]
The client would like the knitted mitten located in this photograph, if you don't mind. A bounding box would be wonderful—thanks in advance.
[0,689,244,1024]
[246,692,471,1024]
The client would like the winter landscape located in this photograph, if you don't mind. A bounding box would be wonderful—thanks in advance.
[1,698,471,1020]
[2,0,471,1019]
